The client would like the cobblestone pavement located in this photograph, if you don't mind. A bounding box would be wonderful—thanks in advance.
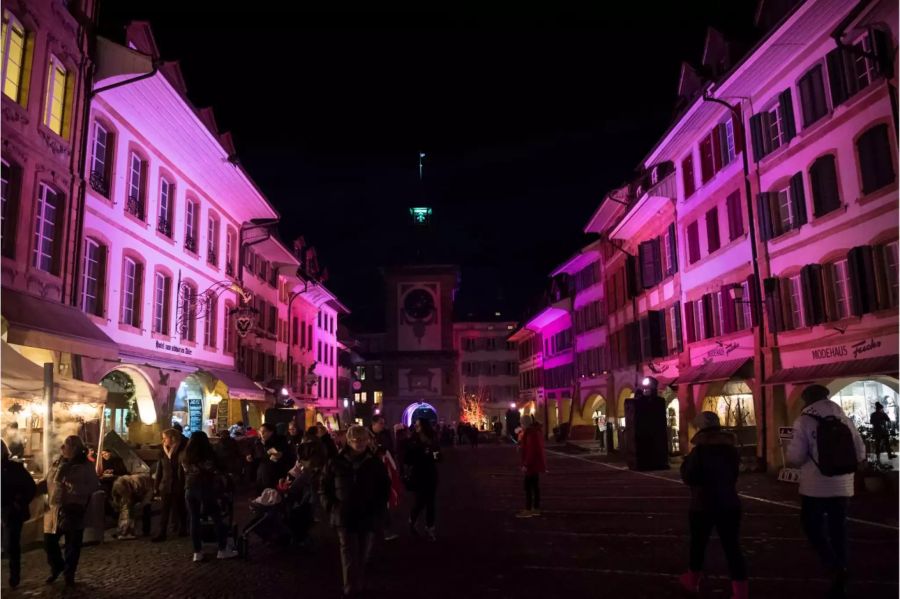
[2,445,897,598]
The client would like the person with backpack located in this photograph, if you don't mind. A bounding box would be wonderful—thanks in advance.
[787,384,866,599]
[2,440,37,588]
[677,412,747,598]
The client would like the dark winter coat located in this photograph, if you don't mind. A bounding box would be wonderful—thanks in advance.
[154,438,186,496]
[251,433,293,490]
[680,428,741,512]
[1,456,37,521]
[403,432,440,490]
[319,447,390,532]
[520,424,546,475]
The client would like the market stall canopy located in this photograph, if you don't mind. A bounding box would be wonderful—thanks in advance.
[2,289,118,360]
[674,358,752,385]
[2,341,108,404]
[764,355,899,385]
[196,368,266,402]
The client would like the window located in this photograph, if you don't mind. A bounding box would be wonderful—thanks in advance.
[32,184,60,273]
[726,191,744,240]
[300,320,306,347]
[126,152,146,220]
[682,154,695,197]
[776,187,793,232]
[307,323,312,350]
[749,89,796,161]
[809,155,840,217]
[1,11,27,103]
[710,292,723,337]
[81,238,104,316]
[90,122,113,197]
[1,158,19,258]
[857,124,895,194]
[850,35,877,89]
[204,293,217,348]
[832,259,851,319]
[706,207,720,253]
[225,229,236,276]
[788,275,804,329]
[318,312,322,328]
[798,64,829,127]
[155,178,172,236]
[152,272,171,334]
[765,104,782,151]
[121,257,142,327]
[185,199,197,252]
[42,55,67,136]
[686,220,700,264]
[317,340,322,362]
[723,118,736,164]
[739,281,753,330]
[886,242,899,307]
[181,282,197,342]
[699,135,715,183]
[207,215,219,266]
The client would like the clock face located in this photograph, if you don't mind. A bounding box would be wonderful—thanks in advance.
[403,289,435,320]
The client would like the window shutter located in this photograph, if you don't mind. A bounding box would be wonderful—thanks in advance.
[667,223,678,275]
[96,245,108,316]
[756,193,773,241]
[798,65,828,127]
[847,246,878,315]
[701,294,714,339]
[673,301,684,352]
[712,126,724,172]
[706,207,720,253]
[780,278,795,330]
[699,136,714,183]
[134,263,144,327]
[800,264,825,326]
[720,284,736,335]
[826,47,850,106]
[650,310,666,358]
[789,172,808,227]
[763,277,784,333]
[639,241,654,289]
[732,105,745,153]
[870,245,892,310]
[858,124,895,194]
[652,237,663,283]
[626,321,641,364]
[749,113,765,162]
[810,155,840,217]
[727,191,744,240]
[682,155,695,197]
[869,27,894,78]
[639,316,652,361]
[687,221,700,263]
[684,301,696,344]
[626,254,639,298]
[778,88,796,141]
[746,274,760,327]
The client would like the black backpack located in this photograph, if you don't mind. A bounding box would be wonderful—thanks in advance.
[804,413,859,476]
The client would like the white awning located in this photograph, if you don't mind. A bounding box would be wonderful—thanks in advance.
[1,341,108,404]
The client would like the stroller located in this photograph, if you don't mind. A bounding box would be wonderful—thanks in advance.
[240,468,316,558]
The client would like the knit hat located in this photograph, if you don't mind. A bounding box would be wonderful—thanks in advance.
[693,411,721,431]
[875,402,884,410]
[521,415,534,428]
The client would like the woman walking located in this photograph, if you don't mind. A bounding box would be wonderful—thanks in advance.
[516,414,546,518]
[678,412,748,598]
[181,431,238,562]
[404,418,441,540]
[42,435,99,588]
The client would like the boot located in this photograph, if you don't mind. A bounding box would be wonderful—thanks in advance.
[677,570,701,593]
[731,580,749,599]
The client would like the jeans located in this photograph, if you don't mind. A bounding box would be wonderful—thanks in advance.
[410,482,437,528]
[337,528,375,595]
[524,474,541,510]
[688,509,747,580]
[185,487,227,552]
[158,491,188,537]
[800,495,849,572]
[44,529,84,581]
[5,515,23,585]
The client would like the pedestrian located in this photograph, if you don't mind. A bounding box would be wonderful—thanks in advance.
[456,422,466,446]
[246,422,292,493]
[369,415,400,541]
[41,435,100,588]
[468,422,479,448]
[287,420,303,456]
[677,411,748,598]
[111,473,155,539]
[404,417,441,540]
[152,428,187,541]
[516,414,546,518]
[215,429,243,480]
[318,422,339,459]
[787,384,866,599]
[4,422,26,458]
[1,439,36,588]
[319,425,390,597]
[369,414,395,457]
[870,402,894,461]
[181,431,238,562]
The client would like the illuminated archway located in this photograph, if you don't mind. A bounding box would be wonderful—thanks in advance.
[616,386,633,424]
[402,402,438,426]
[100,367,157,441]
[174,375,206,436]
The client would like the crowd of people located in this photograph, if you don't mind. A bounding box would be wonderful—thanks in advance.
[0,383,887,597]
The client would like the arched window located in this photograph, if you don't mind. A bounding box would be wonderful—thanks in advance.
[180,281,197,342]
[120,255,144,328]
[80,237,106,316]
[203,291,217,349]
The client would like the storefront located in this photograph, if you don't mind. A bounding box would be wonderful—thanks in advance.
[195,368,267,433]
[675,357,757,448]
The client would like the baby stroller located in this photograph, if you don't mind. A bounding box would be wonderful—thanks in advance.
[198,473,239,551]
[240,469,316,558]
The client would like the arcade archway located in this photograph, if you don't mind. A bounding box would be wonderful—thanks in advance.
[99,367,157,443]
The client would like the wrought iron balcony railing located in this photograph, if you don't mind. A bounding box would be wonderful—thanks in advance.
[89,170,109,197]
[184,235,196,253]
[125,194,144,220]
[157,216,171,237]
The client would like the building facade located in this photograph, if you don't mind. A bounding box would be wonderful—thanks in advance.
[453,319,519,430]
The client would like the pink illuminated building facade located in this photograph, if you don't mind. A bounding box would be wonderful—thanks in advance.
[512,0,898,470]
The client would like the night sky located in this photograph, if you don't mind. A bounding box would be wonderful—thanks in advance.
[97,2,758,331]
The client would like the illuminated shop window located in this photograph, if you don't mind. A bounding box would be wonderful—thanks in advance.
[43,55,67,135]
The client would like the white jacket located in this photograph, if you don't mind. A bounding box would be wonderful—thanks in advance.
[786,399,865,498]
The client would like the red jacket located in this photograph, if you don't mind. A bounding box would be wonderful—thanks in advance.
[520,424,546,475]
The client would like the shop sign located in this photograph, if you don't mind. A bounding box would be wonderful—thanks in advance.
[188,398,203,434]
[778,468,800,483]
[706,341,740,359]
[216,399,229,431]
[155,340,194,356]
[809,338,883,362]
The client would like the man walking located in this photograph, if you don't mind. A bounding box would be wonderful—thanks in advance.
[870,402,894,461]
[369,415,400,541]
[152,428,187,541]
[787,384,865,598]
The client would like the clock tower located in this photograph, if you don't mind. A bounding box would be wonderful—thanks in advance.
[382,264,460,427]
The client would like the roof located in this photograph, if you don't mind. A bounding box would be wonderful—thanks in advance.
[765,356,899,385]
[675,358,752,385]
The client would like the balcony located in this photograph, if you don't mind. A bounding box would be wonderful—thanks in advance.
[157,216,171,237]
[89,170,109,197]
[125,194,144,220]
[207,246,217,266]
[184,235,196,253]
[611,172,676,241]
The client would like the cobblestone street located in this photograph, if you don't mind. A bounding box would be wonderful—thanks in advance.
[2,445,898,598]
